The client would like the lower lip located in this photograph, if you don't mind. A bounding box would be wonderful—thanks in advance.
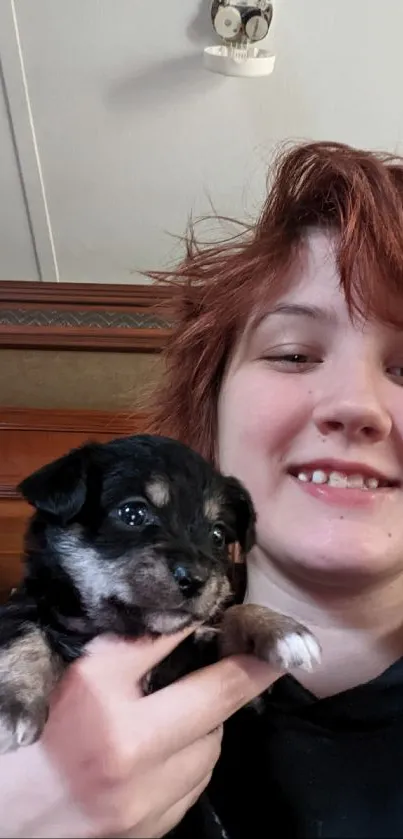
[292,477,396,508]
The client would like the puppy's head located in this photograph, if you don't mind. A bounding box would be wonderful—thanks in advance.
[18,435,256,636]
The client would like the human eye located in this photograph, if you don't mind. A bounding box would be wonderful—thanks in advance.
[386,364,403,384]
[259,347,322,372]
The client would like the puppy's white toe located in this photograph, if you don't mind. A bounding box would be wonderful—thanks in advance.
[271,631,321,672]
[0,718,20,754]
[0,711,45,754]
[15,716,41,747]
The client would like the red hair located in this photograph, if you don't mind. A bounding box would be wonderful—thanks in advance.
[147,140,403,461]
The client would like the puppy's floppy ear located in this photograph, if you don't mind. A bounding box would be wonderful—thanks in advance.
[224,476,256,553]
[17,444,92,524]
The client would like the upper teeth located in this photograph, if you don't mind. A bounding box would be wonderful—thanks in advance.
[297,470,381,489]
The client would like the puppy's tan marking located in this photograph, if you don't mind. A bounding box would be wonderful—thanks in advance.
[145,477,170,507]
[203,496,222,522]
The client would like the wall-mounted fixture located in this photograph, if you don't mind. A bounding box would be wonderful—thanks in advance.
[204,0,275,77]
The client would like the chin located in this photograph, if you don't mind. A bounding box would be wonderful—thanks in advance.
[288,548,402,588]
[262,528,403,587]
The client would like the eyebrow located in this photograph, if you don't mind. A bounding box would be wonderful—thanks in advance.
[253,303,337,328]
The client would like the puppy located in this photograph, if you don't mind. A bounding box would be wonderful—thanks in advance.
[0,434,320,753]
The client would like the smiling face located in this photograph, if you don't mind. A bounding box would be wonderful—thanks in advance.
[217,230,403,585]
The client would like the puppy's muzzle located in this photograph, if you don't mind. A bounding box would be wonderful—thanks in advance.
[163,541,221,601]
[172,562,210,598]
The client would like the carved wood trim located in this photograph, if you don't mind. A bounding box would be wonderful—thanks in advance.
[0,281,175,352]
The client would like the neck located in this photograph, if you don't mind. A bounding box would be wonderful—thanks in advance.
[245,548,403,697]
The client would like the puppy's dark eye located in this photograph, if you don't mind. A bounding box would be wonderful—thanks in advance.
[116,501,150,528]
[211,523,226,548]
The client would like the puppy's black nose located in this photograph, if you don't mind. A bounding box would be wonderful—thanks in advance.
[173,564,206,598]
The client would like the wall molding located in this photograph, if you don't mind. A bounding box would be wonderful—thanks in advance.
[0,281,175,352]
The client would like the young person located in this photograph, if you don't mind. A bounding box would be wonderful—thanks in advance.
[150,141,403,838]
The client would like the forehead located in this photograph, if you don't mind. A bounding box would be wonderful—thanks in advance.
[100,441,226,516]
[231,229,398,366]
[253,230,344,328]
[140,480,224,522]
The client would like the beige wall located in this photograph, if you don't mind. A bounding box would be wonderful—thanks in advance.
[0,349,162,411]
[1,0,403,284]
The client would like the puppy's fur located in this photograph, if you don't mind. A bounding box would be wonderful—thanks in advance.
[0,434,320,753]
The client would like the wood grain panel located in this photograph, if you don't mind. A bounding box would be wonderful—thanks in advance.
[0,499,28,597]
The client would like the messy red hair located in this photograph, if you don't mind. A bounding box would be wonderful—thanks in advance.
[147,140,403,462]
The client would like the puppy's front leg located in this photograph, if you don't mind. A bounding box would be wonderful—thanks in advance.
[0,618,63,754]
[219,604,321,673]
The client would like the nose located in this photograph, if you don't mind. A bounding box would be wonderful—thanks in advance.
[172,563,209,598]
[313,369,392,444]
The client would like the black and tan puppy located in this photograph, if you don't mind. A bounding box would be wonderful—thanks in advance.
[0,434,320,753]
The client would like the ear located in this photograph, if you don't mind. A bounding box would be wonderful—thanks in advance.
[223,476,256,554]
[17,445,92,524]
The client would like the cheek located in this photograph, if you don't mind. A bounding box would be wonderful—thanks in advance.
[217,366,310,483]
[389,391,403,448]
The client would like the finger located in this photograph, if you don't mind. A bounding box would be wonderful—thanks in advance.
[136,775,212,839]
[104,730,222,837]
[82,626,198,685]
[114,725,222,814]
[154,725,222,802]
[142,653,280,754]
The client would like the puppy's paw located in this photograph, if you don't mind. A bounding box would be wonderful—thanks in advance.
[219,603,321,673]
[268,627,321,672]
[0,700,48,754]
[0,626,63,753]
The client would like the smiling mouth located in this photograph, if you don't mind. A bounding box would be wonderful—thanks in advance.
[288,467,400,491]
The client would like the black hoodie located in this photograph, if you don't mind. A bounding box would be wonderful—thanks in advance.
[174,655,403,838]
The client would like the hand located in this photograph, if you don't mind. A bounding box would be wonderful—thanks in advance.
[0,629,281,838]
